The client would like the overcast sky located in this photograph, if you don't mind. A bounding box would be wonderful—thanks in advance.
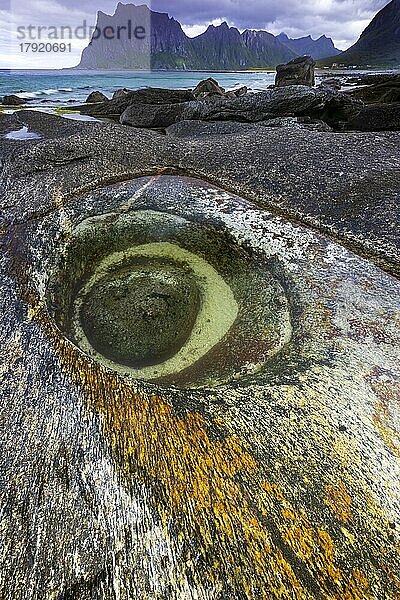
[0,0,390,68]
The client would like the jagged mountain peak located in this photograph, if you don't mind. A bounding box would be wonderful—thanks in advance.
[77,3,342,70]
[198,21,241,37]
[278,31,341,59]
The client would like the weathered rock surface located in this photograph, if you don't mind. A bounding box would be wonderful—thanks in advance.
[120,102,187,128]
[348,76,400,103]
[193,77,226,98]
[112,88,131,99]
[86,91,109,103]
[321,94,365,129]
[78,88,195,119]
[0,149,399,598]
[347,102,400,131]
[0,110,399,278]
[318,77,342,91]
[275,55,316,87]
[180,85,333,123]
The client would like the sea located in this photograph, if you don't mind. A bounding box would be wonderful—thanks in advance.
[0,70,279,106]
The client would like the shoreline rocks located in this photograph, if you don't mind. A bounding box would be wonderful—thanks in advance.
[70,73,400,133]
[86,90,109,103]
[2,95,26,106]
[275,56,316,87]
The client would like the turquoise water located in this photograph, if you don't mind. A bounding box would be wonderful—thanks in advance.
[0,69,277,105]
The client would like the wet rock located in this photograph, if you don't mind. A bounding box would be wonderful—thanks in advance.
[275,56,316,88]
[192,79,247,100]
[262,116,332,131]
[193,78,225,98]
[78,88,195,120]
[1,169,399,598]
[86,91,109,103]
[2,94,26,106]
[348,77,400,104]
[181,85,333,123]
[234,86,248,97]
[319,78,342,91]
[1,109,399,276]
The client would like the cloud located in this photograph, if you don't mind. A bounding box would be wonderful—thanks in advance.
[151,0,390,47]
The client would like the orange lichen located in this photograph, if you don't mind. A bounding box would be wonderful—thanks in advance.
[24,299,399,598]
[260,481,369,599]
[324,482,353,524]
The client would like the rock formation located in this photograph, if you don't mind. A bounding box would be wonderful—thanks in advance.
[86,91,109,103]
[275,56,316,87]
[0,109,399,597]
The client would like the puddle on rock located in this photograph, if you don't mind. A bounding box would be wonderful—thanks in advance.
[4,125,41,140]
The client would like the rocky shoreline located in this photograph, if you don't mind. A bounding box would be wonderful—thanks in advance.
[1,67,399,276]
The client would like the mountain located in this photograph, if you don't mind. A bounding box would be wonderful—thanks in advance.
[242,30,296,66]
[76,3,339,70]
[320,0,400,66]
[190,22,253,70]
[78,3,195,69]
[277,33,341,60]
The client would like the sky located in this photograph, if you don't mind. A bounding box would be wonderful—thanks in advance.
[0,0,390,68]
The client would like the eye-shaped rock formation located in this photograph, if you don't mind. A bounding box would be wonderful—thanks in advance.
[48,207,292,387]
[1,174,399,599]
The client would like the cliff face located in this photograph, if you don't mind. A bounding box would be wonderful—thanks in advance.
[78,3,153,69]
[242,30,296,66]
[191,23,252,70]
[320,0,400,66]
[277,33,341,60]
[77,3,336,70]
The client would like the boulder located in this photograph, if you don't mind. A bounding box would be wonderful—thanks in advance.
[346,103,400,132]
[86,91,109,103]
[275,56,316,88]
[181,86,334,123]
[233,86,248,97]
[120,102,187,128]
[321,94,364,129]
[2,95,26,106]
[193,78,225,98]
[0,112,399,598]
[78,88,195,120]
[112,88,131,99]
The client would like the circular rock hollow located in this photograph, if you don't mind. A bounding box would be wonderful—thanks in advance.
[49,209,293,387]
[80,258,200,368]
